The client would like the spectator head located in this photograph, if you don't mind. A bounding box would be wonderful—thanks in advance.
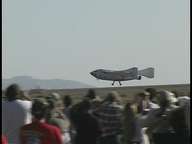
[85,89,96,100]
[45,95,52,101]
[134,91,150,103]
[5,84,21,101]
[31,98,49,120]
[91,96,102,109]
[46,99,56,110]
[156,90,177,108]
[124,102,135,118]
[50,92,63,110]
[145,88,157,101]
[171,90,180,98]
[168,92,178,105]
[104,91,122,104]
[138,91,150,99]
[178,96,190,107]
[63,95,72,108]
[50,92,61,101]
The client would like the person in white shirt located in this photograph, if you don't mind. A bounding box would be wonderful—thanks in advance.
[177,96,190,135]
[145,88,160,109]
[139,90,178,144]
[2,84,32,144]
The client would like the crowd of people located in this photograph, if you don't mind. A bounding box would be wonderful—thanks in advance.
[2,84,190,144]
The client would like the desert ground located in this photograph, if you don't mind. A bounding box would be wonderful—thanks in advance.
[28,84,190,103]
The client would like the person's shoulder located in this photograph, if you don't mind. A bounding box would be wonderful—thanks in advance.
[71,102,81,110]
[145,108,160,117]
[17,99,32,107]
[170,106,184,114]
[2,135,8,144]
[149,102,160,109]
[43,122,60,130]
[116,104,124,110]
[108,103,123,110]
[23,122,61,135]
[44,123,62,134]
[150,107,160,112]
[2,100,8,106]
[20,123,33,130]
[17,99,32,103]
[2,100,13,105]
[170,105,179,109]
[48,117,65,125]
[70,101,87,112]
[2,100,7,103]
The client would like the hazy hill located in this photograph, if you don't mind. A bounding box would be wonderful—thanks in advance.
[2,76,94,90]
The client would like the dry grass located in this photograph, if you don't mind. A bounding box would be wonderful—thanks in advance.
[28,84,190,104]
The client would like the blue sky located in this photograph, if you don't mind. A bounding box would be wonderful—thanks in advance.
[2,0,190,87]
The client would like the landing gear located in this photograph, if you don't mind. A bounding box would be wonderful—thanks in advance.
[112,81,122,86]
[137,76,142,80]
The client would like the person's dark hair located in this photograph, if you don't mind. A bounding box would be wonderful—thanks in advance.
[145,88,157,101]
[5,84,21,101]
[31,98,49,120]
[46,99,56,110]
[123,102,137,141]
[124,102,135,119]
[171,91,179,98]
[103,91,122,103]
[156,90,171,108]
[137,92,150,99]
[63,95,72,108]
[134,92,150,114]
[85,89,96,99]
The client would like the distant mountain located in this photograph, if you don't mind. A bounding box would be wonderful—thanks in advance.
[2,76,94,90]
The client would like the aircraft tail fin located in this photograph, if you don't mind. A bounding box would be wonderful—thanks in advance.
[138,67,154,78]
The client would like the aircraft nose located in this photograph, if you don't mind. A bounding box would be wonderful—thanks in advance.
[90,71,98,77]
[90,71,95,76]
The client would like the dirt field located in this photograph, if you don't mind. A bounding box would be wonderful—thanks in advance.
[28,84,190,103]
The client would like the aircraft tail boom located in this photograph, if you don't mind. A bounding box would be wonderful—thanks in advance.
[138,67,154,78]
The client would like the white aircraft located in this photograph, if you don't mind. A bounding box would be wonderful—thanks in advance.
[90,67,154,85]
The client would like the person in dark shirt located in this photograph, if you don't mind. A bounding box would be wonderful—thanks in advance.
[169,100,190,144]
[70,89,100,144]
[73,100,101,144]
[93,91,123,144]
[123,102,143,144]
[140,90,178,144]
[70,89,97,130]
[63,95,73,119]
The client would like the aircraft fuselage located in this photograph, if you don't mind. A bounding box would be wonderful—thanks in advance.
[90,67,139,81]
